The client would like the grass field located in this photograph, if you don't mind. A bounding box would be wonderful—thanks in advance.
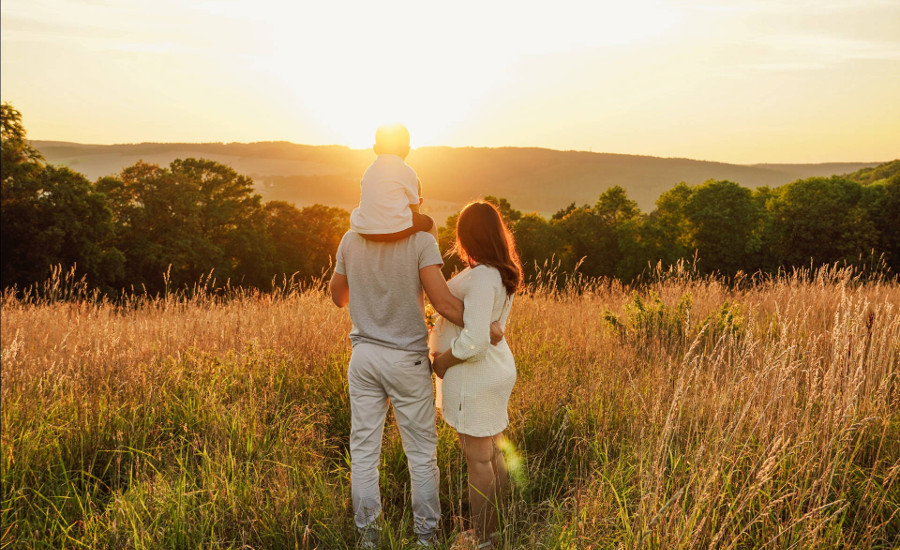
[2,265,899,549]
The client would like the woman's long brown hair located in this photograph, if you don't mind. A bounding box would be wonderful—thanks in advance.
[452,201,523,295]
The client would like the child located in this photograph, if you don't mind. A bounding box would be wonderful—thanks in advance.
[349,124,437,242]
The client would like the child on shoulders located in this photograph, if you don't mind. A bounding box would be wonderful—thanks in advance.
[350,123,437,242]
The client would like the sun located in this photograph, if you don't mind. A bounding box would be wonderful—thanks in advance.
[255,3,512,149]
[279,56,493,150]
[256,0,677,149]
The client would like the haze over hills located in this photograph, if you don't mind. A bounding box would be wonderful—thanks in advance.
[32,140,883,223]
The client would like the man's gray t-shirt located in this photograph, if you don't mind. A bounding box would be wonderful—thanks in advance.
[334,230,443,352]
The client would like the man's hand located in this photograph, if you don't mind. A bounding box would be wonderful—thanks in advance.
[431,349,463,379]
[431,352,449,379]
[490,321,504,346]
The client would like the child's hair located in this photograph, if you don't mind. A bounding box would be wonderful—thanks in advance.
[452,201,523,295]
[374,123,410,157]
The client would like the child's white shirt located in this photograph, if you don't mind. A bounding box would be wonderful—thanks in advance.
[350,154,420,234]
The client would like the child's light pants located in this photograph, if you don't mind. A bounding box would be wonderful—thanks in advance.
[348,342,441,537]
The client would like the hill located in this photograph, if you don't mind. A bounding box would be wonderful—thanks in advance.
[32,140,883,221]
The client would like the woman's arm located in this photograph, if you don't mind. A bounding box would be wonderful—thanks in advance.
[432,268,497,377]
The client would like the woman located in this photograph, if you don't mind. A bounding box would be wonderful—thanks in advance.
[429,201,523,549]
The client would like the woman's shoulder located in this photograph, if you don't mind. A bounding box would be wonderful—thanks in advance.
[453,264,502,286]
[470,264,504,286]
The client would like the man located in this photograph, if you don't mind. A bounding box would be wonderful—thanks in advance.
[330,200,499,547]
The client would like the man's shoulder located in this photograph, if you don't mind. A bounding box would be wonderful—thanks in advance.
[339,229,360,245]
[340,230,438,255]
[412,232,443,269]
[410,231,440,256]
[411,231,437,246]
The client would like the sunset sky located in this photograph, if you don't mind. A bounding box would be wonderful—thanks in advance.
[2,0,898,164]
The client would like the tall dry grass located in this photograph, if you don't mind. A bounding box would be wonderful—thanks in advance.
[1,265,898,548]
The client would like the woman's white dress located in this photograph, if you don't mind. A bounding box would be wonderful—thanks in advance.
[428,265,516,437]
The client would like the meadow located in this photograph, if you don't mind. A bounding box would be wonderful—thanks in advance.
[1,265,898,549]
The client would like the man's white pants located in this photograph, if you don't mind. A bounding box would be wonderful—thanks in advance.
[348,342,441,536]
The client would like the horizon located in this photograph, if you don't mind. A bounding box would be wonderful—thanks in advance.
[3,0,900,164]
[28,138,892,167]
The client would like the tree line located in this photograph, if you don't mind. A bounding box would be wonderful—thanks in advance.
[2,103,897,295]
[447,162,898,282]
[1,104,345,294]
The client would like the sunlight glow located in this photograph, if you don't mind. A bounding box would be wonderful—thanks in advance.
[3,0,897,162]
[498,436,528,489]
[246,0,677,148]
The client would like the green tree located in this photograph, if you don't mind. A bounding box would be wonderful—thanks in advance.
[551,202,580,221]
[767,177,878,269]
[1,105,123,290]
[483,195,522,223]
[551,206,607,277]
[98,162,202,289]
[867,176,900,273]
[171,158,273,287]
[265,201,309,278]
[512,213,568,280]
[265,201,348,281]
[843,159,900,186]
[683,180,760,274]
[595,186,647,280]
[548,187,647,280]
[98,158,273,291]
[1,102,43,184]
[751,185,780,272]
[643,182,693,267]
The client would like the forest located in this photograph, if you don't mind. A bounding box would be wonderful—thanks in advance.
[2,102,898,295]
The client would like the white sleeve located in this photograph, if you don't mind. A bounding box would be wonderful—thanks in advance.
[450,269,497,362]
[334,232,348,275]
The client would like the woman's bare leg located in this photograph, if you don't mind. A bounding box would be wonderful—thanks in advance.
[490,432,508,542]
[459,431,508,543]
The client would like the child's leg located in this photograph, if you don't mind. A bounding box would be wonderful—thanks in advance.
[411,212,439,242]
[359,213,435,242]
[411,212,435,234]
[359,226,418,242]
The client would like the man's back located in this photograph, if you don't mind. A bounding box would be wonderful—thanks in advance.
[334,230,443,352]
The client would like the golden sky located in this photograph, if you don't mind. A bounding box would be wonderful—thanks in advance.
[2,0,898,163]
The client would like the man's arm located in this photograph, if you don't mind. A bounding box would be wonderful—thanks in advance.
[431,348,464,379]
[329,272,349,307]
[419,264,463,326]
[420,264,505,343]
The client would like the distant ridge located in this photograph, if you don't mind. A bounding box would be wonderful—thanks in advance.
[32,140,884,218]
